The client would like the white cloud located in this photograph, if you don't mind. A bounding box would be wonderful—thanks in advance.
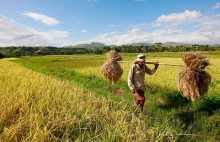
[0,16,68,46]
[156,10,202,25]
[38,30,69,39]
[213,2,220,9]
[84,13,220,45]
[93,31,118,40]
[152,23,161,27]
[109,24,119,27]
[22,12,60,26]
[1,8,220,47]
[81,29,88,33]
[72,37,78,40]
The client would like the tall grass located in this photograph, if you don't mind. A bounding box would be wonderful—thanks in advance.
[0,59,176,141]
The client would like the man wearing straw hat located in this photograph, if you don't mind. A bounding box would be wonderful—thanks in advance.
[128,54,159,112]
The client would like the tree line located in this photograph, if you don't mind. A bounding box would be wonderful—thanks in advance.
[0,44,219,58]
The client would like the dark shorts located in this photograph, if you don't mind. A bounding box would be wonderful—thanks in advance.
[134,89,145,101]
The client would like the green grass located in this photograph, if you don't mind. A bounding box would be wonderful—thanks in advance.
[12,52,220,141]
[12,56,129,102]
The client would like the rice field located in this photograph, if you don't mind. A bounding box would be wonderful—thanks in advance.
[0,58,164,141]
[1,52,220,141]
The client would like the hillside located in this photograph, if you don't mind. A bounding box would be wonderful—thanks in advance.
[72,42,106,48]
[68,41,216,48]
[126,42,152,46]
[162,42,192,47]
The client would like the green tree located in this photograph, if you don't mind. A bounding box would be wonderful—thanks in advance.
[0,53,4,58]
[12,49,22,58]
[34,49,46,56]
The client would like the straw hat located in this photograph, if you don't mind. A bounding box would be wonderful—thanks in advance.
[135,54,146,62]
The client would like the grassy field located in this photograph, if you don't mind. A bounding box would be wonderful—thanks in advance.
[1,52,220,141]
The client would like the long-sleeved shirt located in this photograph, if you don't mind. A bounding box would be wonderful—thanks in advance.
[128,64,157,91]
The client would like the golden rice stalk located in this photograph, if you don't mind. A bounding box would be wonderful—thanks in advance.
[178,53,211,101]
[101,50,123,83]
[107,50,122,61]
[101,60,123,83]
[182,52,209,70]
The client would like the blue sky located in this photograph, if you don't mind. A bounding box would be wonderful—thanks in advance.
[0,0,220,46]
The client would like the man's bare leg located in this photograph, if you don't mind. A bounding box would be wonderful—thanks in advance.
[139,101,145,112]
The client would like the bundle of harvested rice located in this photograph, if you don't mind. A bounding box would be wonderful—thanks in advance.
[178,53,211,101]
[107,50,122,61]
[101,50,123,83]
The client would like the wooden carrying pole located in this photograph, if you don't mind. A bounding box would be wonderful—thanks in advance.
[118,61,184,67]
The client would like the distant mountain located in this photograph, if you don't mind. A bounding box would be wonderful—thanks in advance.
[126,42,152,46]
[162,42,192,47]
[210,44,220,47]
[109,45,117,47]
[72,42,106,48]
[65,42,219,49]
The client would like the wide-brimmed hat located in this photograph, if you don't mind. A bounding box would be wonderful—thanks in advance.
[135,54,146,62]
